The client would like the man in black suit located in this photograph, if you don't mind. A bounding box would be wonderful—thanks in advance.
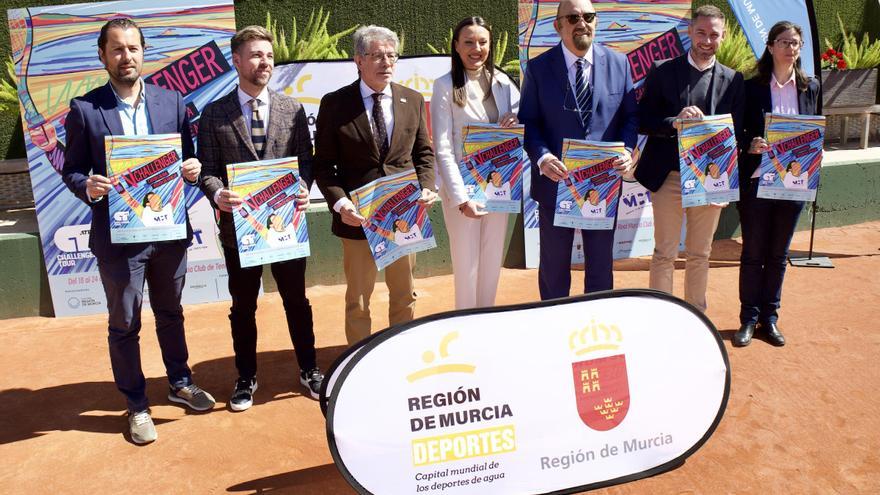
[634,5,745,313]
[62,18,215,444]
[198,26,323,409]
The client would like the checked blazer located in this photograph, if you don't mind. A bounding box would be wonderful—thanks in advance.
[197,88,314,248]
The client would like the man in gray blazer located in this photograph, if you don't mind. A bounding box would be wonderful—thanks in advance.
[198,26,322,411]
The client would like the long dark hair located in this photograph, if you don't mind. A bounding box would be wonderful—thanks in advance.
[754,21,810,92]
[451,17,495,107]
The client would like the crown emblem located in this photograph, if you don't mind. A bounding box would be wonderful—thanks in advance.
[568,319,623,356]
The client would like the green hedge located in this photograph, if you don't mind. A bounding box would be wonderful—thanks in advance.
[1,0,875,159]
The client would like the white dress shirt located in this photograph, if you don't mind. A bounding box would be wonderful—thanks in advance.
[237,85,271,136]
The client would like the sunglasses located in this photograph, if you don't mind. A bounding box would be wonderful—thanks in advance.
[557,13,597,25]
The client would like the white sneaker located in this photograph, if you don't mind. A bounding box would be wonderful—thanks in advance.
[128,410,157,444]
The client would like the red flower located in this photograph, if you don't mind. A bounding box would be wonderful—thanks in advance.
[837,59,847,69]
[822,53,830,61]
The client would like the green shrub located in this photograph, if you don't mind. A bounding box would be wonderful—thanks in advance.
[716,20,756,76]
[266,8,358,63]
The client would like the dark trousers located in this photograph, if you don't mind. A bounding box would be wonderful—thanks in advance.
[97,241,192,413]
[737,179,805,325]
[538,204,615,300]
[223,246,316,380]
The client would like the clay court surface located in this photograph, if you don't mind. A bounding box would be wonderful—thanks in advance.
[1,221,878,494]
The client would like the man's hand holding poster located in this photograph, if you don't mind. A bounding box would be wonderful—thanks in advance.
[757,113,825,202]
[227,157,310,268]
[677,114,740,207]
[459,123,525,213]
[554,139,624,230]
[105,134,186,243]
[351,170,436,270]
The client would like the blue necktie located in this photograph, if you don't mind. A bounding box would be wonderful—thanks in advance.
[575,59,593,136]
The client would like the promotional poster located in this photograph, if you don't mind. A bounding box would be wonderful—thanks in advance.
[351,170,436,271]
[757,113,825,202]
[459,124,525,213]
[554,140,623,231]
[326,290,729,495]
[227,157,309,268]
[677,114,740,208]
[105,134,186,243]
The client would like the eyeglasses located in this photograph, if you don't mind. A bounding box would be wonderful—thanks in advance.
[365,51,399,63]
[557,13,597,25]
[773,39,803,49]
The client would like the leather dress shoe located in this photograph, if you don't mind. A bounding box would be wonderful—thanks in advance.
[762,323,786,347]
[733,323,756,347]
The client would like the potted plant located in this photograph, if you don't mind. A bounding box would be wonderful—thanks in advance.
[820,14,880,108]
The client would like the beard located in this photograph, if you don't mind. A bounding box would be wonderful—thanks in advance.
[244,69,272,89]
[572,32,593,51]
[107,64,140,86]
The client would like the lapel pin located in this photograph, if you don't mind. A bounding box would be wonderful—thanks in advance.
[400,97,407,103]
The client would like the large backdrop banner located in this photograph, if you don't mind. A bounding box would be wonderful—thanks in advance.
[7,0,239,316]
[8,0,451,316]
[324,289,730,495]
[517,1,693,268]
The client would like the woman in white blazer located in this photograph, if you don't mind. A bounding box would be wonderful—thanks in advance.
[431,16,520,309]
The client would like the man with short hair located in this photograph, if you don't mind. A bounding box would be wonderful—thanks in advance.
[314,25,436,345]
[519,0,638,299]
[198,25,323,409]
[62,18,215,444]
[635,5,745,312]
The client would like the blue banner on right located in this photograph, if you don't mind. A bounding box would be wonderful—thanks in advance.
[726,0,818,76]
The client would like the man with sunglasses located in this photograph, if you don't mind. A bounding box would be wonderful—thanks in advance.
[314,25,436,345]
[634,5,745,313]
[519,0,638,300]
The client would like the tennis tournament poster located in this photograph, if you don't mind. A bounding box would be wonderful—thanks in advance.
[227,157,310,268]
[351,169,436,270]
[677,114,739,207]
[757,113,825,202]
[554,139,624,230]
[105,133,186,243]
[459,123,525,213]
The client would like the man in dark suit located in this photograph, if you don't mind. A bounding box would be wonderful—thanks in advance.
[314,25,436,346]
[634,5,745,313]
[519,0,638,300]
[62,18,215,444]
[197,26,322,409]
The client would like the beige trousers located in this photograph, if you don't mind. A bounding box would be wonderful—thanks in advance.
[440,197,508,310]
[649,172,722,312]
[341,238,415,345]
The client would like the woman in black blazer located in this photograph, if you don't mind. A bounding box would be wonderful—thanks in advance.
[734,21,820,348]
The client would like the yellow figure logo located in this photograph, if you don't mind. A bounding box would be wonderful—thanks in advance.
[406,331,475,382]
[569,319,623,356]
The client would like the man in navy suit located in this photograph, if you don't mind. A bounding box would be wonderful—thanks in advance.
[62,18,215,444]
[519,0,638,300]
[634,5,745,313]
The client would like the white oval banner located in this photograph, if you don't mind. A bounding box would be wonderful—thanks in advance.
[325,290,730,494]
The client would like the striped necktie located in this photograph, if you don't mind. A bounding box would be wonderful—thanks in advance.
[250,98,266,158]
[575,59,593,135]
[371,93,390,163]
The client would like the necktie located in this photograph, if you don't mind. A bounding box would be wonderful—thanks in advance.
[575,59,593,135]
[250,98,266,158]
[371,93,389,162]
